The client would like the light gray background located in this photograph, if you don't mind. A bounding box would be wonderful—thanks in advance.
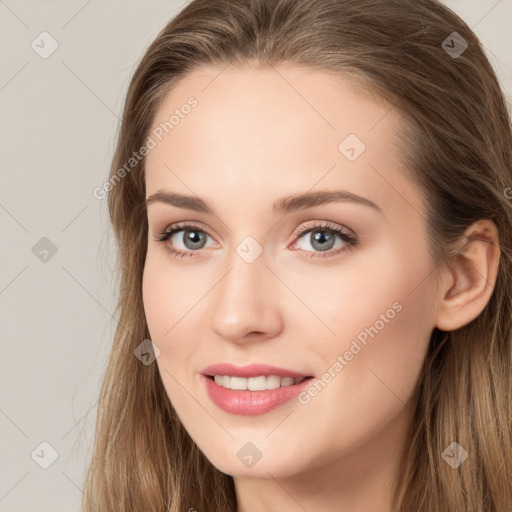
[0,1,511,510]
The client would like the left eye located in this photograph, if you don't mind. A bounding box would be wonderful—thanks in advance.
[293,226,354,253]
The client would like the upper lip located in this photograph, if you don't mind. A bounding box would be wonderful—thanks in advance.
[201,363,312,379]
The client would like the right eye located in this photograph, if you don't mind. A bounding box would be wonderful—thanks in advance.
[155,222,216,258]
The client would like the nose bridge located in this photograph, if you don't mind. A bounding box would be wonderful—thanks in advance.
[209,244,281,341]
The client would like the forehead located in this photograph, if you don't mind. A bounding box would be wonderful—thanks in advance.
[144,64,423,221]
[148,64,395,158]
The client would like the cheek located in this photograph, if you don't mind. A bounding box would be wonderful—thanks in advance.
[284,236,434,344]
[296,238,435,403]
[142,256,191,392]
[142,254,208,388]
[287,272,434,466]
[142,259,194,412]
[142,258,168,339]
[142,252,205,340]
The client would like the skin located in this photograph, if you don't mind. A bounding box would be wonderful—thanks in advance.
[142,64,500,512]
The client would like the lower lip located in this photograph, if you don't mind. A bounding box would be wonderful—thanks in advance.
[202,375,314,415]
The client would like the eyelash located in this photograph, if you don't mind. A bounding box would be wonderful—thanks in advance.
[154,221,358,260]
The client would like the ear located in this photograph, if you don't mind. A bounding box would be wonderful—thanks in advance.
[435,219,500,332]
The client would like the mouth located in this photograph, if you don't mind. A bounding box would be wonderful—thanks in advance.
[200,363,315,415]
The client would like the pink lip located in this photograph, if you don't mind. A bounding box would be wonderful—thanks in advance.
[202,374,314,415]
[201,363,311,379]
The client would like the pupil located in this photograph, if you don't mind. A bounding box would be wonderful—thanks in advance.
[312,230,334,251]
[185,230,205,249]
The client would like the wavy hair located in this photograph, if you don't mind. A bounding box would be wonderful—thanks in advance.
[82,0,512,510]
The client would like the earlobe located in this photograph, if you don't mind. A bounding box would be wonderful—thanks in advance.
[435,220,500,332]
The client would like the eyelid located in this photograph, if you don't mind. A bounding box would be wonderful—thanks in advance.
[290,220,355,241]
[155,221,216,242]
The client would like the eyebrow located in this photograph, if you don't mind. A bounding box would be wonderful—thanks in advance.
[145,189,383,215]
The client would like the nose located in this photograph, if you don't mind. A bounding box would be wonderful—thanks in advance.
[209,248,283,344]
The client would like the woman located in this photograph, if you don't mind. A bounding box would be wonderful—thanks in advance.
[83,0,512,510]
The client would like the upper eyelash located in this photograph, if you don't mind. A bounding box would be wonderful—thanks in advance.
[154,221,358,259]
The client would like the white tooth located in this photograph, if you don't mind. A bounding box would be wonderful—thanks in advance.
[214,374,305,390]
[248,376,267,391]
[230,376,248,390]
[266,375,281,389]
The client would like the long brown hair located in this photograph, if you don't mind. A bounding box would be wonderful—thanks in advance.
[83,1,512,510]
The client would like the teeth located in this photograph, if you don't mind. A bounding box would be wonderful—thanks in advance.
[281,377,294,387]
[230,376,247,390]
[247,375,266,391]
[212,375,307,391]
[266,375,281,389]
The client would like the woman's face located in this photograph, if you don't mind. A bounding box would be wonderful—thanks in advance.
[142,64,441,480]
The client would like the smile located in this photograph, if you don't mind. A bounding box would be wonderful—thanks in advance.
[212,375,306,390]
[201,363,315,415]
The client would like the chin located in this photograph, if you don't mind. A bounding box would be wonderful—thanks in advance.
[199,441,311,479]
